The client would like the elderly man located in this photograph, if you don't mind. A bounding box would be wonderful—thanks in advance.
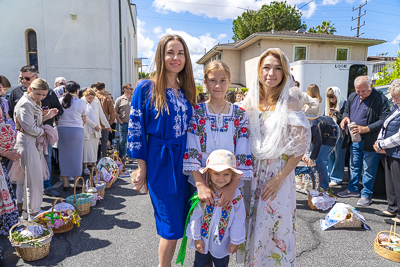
[53,77,66,98]
[338,76,390,206]
[114,83,133,161]
[8,65,63,197]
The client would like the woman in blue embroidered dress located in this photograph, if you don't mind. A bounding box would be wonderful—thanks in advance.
[127,35,196,267]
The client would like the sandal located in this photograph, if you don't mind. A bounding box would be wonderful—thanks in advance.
[375,210,397,217]
[384,218,400,225]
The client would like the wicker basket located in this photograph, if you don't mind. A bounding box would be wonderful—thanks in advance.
[90,167,106,198]
[66,177,92,216]
[36,198,74,234]
[100,169,118,189]
[374,230,400,262]
[9,221,53,261]
[307,194,318,210]
[333,208,363,228]
[112,152,126,174]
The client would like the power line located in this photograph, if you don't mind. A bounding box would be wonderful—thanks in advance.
[138,15,231,25]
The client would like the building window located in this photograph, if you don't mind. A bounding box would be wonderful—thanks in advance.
[293,45,308,61]
[26,29,38,70]
[336,47,350,61]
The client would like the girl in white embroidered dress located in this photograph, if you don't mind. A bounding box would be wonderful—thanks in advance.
[239,48,311,266]
[183,61,252,207]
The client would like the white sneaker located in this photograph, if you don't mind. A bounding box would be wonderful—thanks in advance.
[21,211,28,221]
[83,168,90,175]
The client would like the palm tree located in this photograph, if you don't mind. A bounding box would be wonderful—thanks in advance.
[308,21,336,35]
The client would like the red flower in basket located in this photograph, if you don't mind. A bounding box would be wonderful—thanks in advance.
[199,118,206,125]
[194,105,200,110]
[183,153,189,159]
[234,119,239,127]
[240,127,247,134]
[245,159,252,166]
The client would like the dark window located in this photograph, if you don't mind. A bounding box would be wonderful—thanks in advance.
[26,30,38,70]
[347,64,368,96]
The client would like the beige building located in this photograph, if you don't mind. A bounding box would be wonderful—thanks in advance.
[197,31,385,88]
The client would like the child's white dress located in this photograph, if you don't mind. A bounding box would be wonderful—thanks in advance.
[186,188,246,259]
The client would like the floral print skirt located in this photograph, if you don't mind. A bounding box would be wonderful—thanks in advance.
[240,158,296,267]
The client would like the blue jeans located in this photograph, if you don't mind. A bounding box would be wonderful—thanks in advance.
[43,140,52,189]
[328,136,346,184]
[348,139,381,198]
[194,251,229,267]
[315,144,335,190]
[119,122,128,158]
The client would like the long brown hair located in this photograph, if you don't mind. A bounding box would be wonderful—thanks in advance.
[257,49,289,109]
[150,35,196,117]
[307,84,322,103]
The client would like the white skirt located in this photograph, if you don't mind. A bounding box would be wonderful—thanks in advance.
[84,133,99,163]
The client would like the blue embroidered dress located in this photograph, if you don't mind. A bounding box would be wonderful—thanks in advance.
[127,80,192,239]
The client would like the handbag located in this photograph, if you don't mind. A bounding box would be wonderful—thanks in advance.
[295,165,320,194]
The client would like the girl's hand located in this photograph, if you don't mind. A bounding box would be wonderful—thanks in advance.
[197,183,215,206]
[195,240,205,254]
[217,183,236,208]
[261,174,285,201]
[228,243,239,254]
[46,108,58,118]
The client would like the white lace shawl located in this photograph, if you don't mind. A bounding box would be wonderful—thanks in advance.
[241,48,311,160]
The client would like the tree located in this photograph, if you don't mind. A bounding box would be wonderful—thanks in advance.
[375,44,400,86]
[308,21,336,34]
[232,1,304,41]
[139,72,149,79]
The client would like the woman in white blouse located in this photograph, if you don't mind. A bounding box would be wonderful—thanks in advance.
[58,81,87,190]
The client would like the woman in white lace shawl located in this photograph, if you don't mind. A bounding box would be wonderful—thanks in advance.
[238,48,311,266]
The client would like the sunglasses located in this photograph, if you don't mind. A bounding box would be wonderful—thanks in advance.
[57,82,66,86]
[19,74,37,82]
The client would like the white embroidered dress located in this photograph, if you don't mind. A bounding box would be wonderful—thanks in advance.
[187,189,246,259]
[183,102,253,186]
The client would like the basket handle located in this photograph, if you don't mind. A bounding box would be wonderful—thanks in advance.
[73,177,85,204]
[90,167,98,186]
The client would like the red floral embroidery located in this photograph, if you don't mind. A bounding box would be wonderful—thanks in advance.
[234,119,239,127]
[246,159,252,166]
[199,118,205,125]
[194,105,200,110]
[224,124,228,128]
[193,124,197,130]
[240,127,247,133]
[183,153,189,159]
[200,138,204,144]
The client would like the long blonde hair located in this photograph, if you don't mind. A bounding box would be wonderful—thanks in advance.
[150,35,196,117]
[29,78,49,91]
[257,49,289,110]
[307,84,322,103]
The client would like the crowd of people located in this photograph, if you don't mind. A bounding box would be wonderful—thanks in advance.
[0,33,399,266]
[0,67,133,229]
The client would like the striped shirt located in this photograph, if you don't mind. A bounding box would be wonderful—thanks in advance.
[377,109,400,149]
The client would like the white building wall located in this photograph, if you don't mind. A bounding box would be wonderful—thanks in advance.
[0,0,138,99]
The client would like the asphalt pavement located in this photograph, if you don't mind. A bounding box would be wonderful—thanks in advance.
[1,162,399,267]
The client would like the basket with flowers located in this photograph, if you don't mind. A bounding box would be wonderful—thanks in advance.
[9,221,53,261]
[35,198,80,234]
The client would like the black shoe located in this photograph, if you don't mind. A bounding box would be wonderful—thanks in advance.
[44,188,61,197]
[375,210,397,217]
[385,218,400,225]
[63,186,70,192]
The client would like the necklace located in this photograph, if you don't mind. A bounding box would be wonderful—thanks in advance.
[208,101,227,115]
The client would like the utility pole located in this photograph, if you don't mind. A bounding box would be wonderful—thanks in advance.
[238,7,256,35]
[351,0,367,37]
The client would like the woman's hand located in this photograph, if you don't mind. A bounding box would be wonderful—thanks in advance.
[43,108,58,121]
[197,183,215,206]
[94,125,100,132]
[373,142,386,154]
[132,168,147,190]
[228,243,239,254]
[261,174,285,201]
[0,149,22,162]
[195,240,205,254]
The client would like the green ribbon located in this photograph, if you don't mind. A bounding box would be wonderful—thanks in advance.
[176,192,200,266]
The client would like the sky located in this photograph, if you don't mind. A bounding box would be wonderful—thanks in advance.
[134,0,400,83]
